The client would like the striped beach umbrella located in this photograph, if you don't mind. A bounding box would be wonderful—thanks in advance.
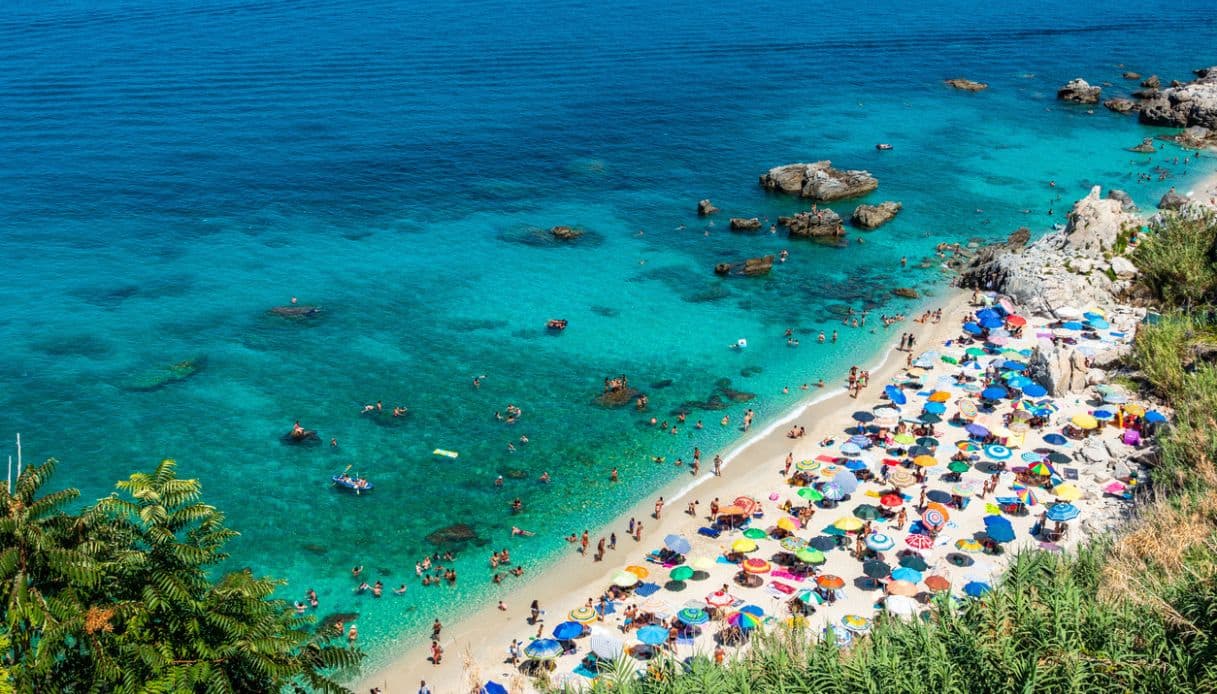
[779,536,806,552]
[888,468,917,487]
[795,547,826,565]
[866,532,895,551]
[726,611,763,630]
[569,606,598,623]
[677,607,709,625]
[524,639,563,660]
[905,533,934,549]
[984,445,1012,460]
[795,459,820,472]
[1046,502,1080,522]
[955,538,983,553]
[821,482,845,501]
[841,614,872,633]
[922,509,946,531]
[741,558,772,574]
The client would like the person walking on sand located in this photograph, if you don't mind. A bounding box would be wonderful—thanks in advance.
[430,641,442,665]
[610,532,617,550]
[784,452,793,476]
[628,517,635,536]
[431,618,442,640]
[714,454,722,476]
[896,507,907,531]
[654,497,664,519]
[581,530,590,555]
[918,486,927,512]
[634,521,643,541]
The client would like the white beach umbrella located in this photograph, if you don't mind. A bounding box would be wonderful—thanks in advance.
[590,627,626,660]
[885,595,920,619]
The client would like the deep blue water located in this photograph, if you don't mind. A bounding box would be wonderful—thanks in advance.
[1,0,1214,671]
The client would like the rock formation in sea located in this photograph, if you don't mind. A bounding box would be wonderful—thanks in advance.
[1158,189,1188,210]
[779,209,844,238]
[1128,137,1156,153]
[944,78,987,91]
[1057,78,1101,104]
[1103,98,1139,114]
[714,255,774,277]
[759,161,878,201]
[697,199,718,216]
[1138,65,1217,130]
[729,217,762,231]
[851,201,902,229]
[1122,71,1141,80]
[890,287,919,299]
[550,225,584,240]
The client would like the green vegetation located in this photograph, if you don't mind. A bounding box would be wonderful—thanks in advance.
[563,211,1217,694]
[0,458,361,692]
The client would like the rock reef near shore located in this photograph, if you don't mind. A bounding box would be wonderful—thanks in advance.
[780,209,844,238]
[851,201,902,229]
[945,78,988,91]
[1138,65,1217,130]
[759,161,878,202]
[1057,78,1101,104]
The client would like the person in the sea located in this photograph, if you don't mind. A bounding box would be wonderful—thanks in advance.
[291,420,305,437]
[395,584,408,595]
[511,498,522,513]
[539,471,550,483]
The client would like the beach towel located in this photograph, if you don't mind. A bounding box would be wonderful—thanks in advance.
[573,664,598,679]
[770,580,797,594]
[815,454,839,463]
[715,556,735,565]
[771,570,804,583]
[697,526,722,538]
[634,582,661,597]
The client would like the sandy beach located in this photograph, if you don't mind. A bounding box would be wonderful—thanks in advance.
[361,288,979,692]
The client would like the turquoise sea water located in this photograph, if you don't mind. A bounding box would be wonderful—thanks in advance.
[2,0,1216,672]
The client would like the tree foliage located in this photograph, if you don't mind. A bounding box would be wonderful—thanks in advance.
[0,458,361,692]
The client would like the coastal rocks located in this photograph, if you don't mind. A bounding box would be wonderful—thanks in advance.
[759,161,879,202]
[1122,71,1141,80]
[1063,186,1138,254]
[1141,74,1161,89]
[1057,78,1101,104]
[697,199,718,216]
[1103,98,1140,114]
[781,209,844,238]
[1128,137,1156,153]
[1007,227,1031,247]
[729,217,762,231]
[1109,256,1138,280]
[1107,189,1137,212]
[945,78,988,91]
[1166,125,1217,149]
[425,523,480,547]
[1029,343,1090,396]
[1138,66,1217,129]
[1158,190,1188,210]
[550,225,584,241]
[595,374,641,408]
[891,287,919,299]
[714,255,774,277]
[851,201,902,229]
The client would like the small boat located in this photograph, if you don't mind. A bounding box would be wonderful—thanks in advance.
[332,473,374,493]
[546,319,568,331]
[875,143,893,151]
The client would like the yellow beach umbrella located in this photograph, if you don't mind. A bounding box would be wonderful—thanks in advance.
[776,516,801,532]
[1052,483,1083,501]
[689,556,715,572]
[913,455,938,468]
[624,565,650,579]
[731,538,758,553]
[928,391,951,403]
[1072,413,1099,430]
[1123,403,1146,416]
[834,517,864,532]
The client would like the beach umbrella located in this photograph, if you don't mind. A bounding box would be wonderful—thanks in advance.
[1042,430,1068,445]
[795,459,820,472]
[776,516,801,532]
[966,423,990,439]
[891,567,923,583]
[640,597,674,618]
[947,460,971,474]
[612,571,640,588]
[798,487,824,502]
[833,516,864,532]
[863,560,891,580]
[986,335,1009,346]
[913,455,938,468]
[524,639,563,660]
[843,460,868,471]
[885,580,919,597]
[1083,310,1103,321]
[885,595,921,619]
[780,536,806,552]
[677,607,708,625]
[742,558,772,574]
[922,509,946,531]
[854,504,881,521]
[981,386,1008,400]
[984,444,1012,460]
[955,538,983,553]
[980,316,1004,329]
[669,566,694,582]
[924,575,951,592]
[816,574,846,590]
[809,535,837,551]
[983,515,1016,543]
[893,433,916,446]
[1145,411,1167,424]
[880,493,905,507]
[739,604,765,617]
[552,621,584,640]
[889,468,917,487]
[950,481,978,497]
[852,411,875,423]
[928,390,952,403]
[1052,483,1082,501]
[726,611,763,630]
[589,627,625,659]
[833,471,860,495]
[731,538,758,553]
[1056,306,1082,320]
[956,399,979,420]
[1022,383,1047,398]
[664,534,692,555]
[1061,321,1083,330]
[963,581,992,598]
[636,625,669,646]
[482,681,509,694]
[965,347,987,357]
[795,547,826,565]
[742,528,767,540]
[1046,503,1080,522]
[1093,409,1115,421]
[1005,315,1026,327]
[1103,392,1129,405]
[569,606,598,623]
[963,322,983,335]
[840,442,863,457]
[624,565,650,579]
[820,464,842,478]
[1123,403,1146,416]
[1014,487,1039,506]
[923,402,947,415]
[918,413,943,425]
[705,591,735,608]
[906,533,934,550]
[1089,318,1110,329]
[899,554,929,571]
[885,385,907,405]
[977,308,1001,321]
[1028,461,1055,477]
[926,489,953,505]
[841,614,872,633]
[822,483,845,501]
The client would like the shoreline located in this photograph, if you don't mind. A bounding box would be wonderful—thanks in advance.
[358,288,972,693]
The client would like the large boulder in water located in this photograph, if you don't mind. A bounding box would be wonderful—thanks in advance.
[759,161,878,202]
[729,217,762,231]
[780,209,844,238]
[944,78,987,91]
[1138,66,1217,129]
[1158,189,1188,210]
[1057,78,1101,104]
[715,255,774,277]
[851,201,902,229]
[550,225,584,241]
[1103,98,1139,114]
[697,199,718,216]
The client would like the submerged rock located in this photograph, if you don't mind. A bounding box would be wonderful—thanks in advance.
[759,161,878,201]
[425,523,479,546]
[891,287,919,299]
[550,225,584,241]
[1122,71,1141,80]
[1057,78,1101,104]
[125,356,207,392]
[1103,98,1139,114]
[729,217,762,231]
[269,305,322,318]
[715,255,774,277]
[945,78,988,91]
[851,201,902,229]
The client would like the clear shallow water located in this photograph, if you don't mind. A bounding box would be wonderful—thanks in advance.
[1,0,1215,671]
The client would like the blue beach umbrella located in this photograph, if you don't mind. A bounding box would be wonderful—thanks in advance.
[984,445,1012,460]
[1145,411,1167,423]
[847,434,872,448]
[885,385,907,405]
[981,386,1008,400]
[840,442,862,456]
[1003,361,1028,371]
[482,682,509,694]
[1043,433,1068,446]
[1061,321,1084,330]
[979,317,1004,329]
[976,308,1001,321]
[1088,318,1110,329]
[923,402,946,415]
[833,471,860,495]
[983,515,1015,543]
[821,483,845,501]
[844,460,868,471]
[1083,311,1103,322]
[891,567,923,584]
[1093,409,1115,421]
[552,621,584,640]
[1022,384,1047,398]
[1046,503,1080,522]
[962,322,983,335]
[866,533,895,551]
[963,581,992,597]
[918,413,942,425]
[664,534,692,555]
[1103,392,1129,404]
[852,411,875,423]
[636,625,669,646]
[1006,376,1033,389]
[524,639,563,660]
[966,423,990,439]
[1021,452,1045,463]
[740,604,765,617]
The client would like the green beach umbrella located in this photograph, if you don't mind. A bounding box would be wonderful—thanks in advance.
[893,433,916,445]
[965,347,986,357]
[853,504,880,520]
[798,487,824,502]
[795,547,826,565]
[948,460,971,474]
[743,528,767,540]
[779,536,805,552]
[669,566,694,582]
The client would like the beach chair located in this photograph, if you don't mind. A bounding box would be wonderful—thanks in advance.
[697,526,722,539]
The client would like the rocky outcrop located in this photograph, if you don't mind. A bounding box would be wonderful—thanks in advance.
[1007,227,1031,247]
[550,226,584,240]
[1128,137,1156,153]
[1057,78,1101,104]
[1138,66,1217,129]
[1062,186,1139,253]
[729,217,762,231]
[1141,75,1161,89]
[1109,256,1138,280]
[1104,98,1139,114]
[1107,189,1136,213]
[715,255,774,277]
[1158,190,1188,210]
[1028,342,1091,396]
[697,199,718,216]
[1122,71,1141,80]
[945,78,987,91]
[851,201,902,229]
[759,162,878,202]
[780,209,844,238]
